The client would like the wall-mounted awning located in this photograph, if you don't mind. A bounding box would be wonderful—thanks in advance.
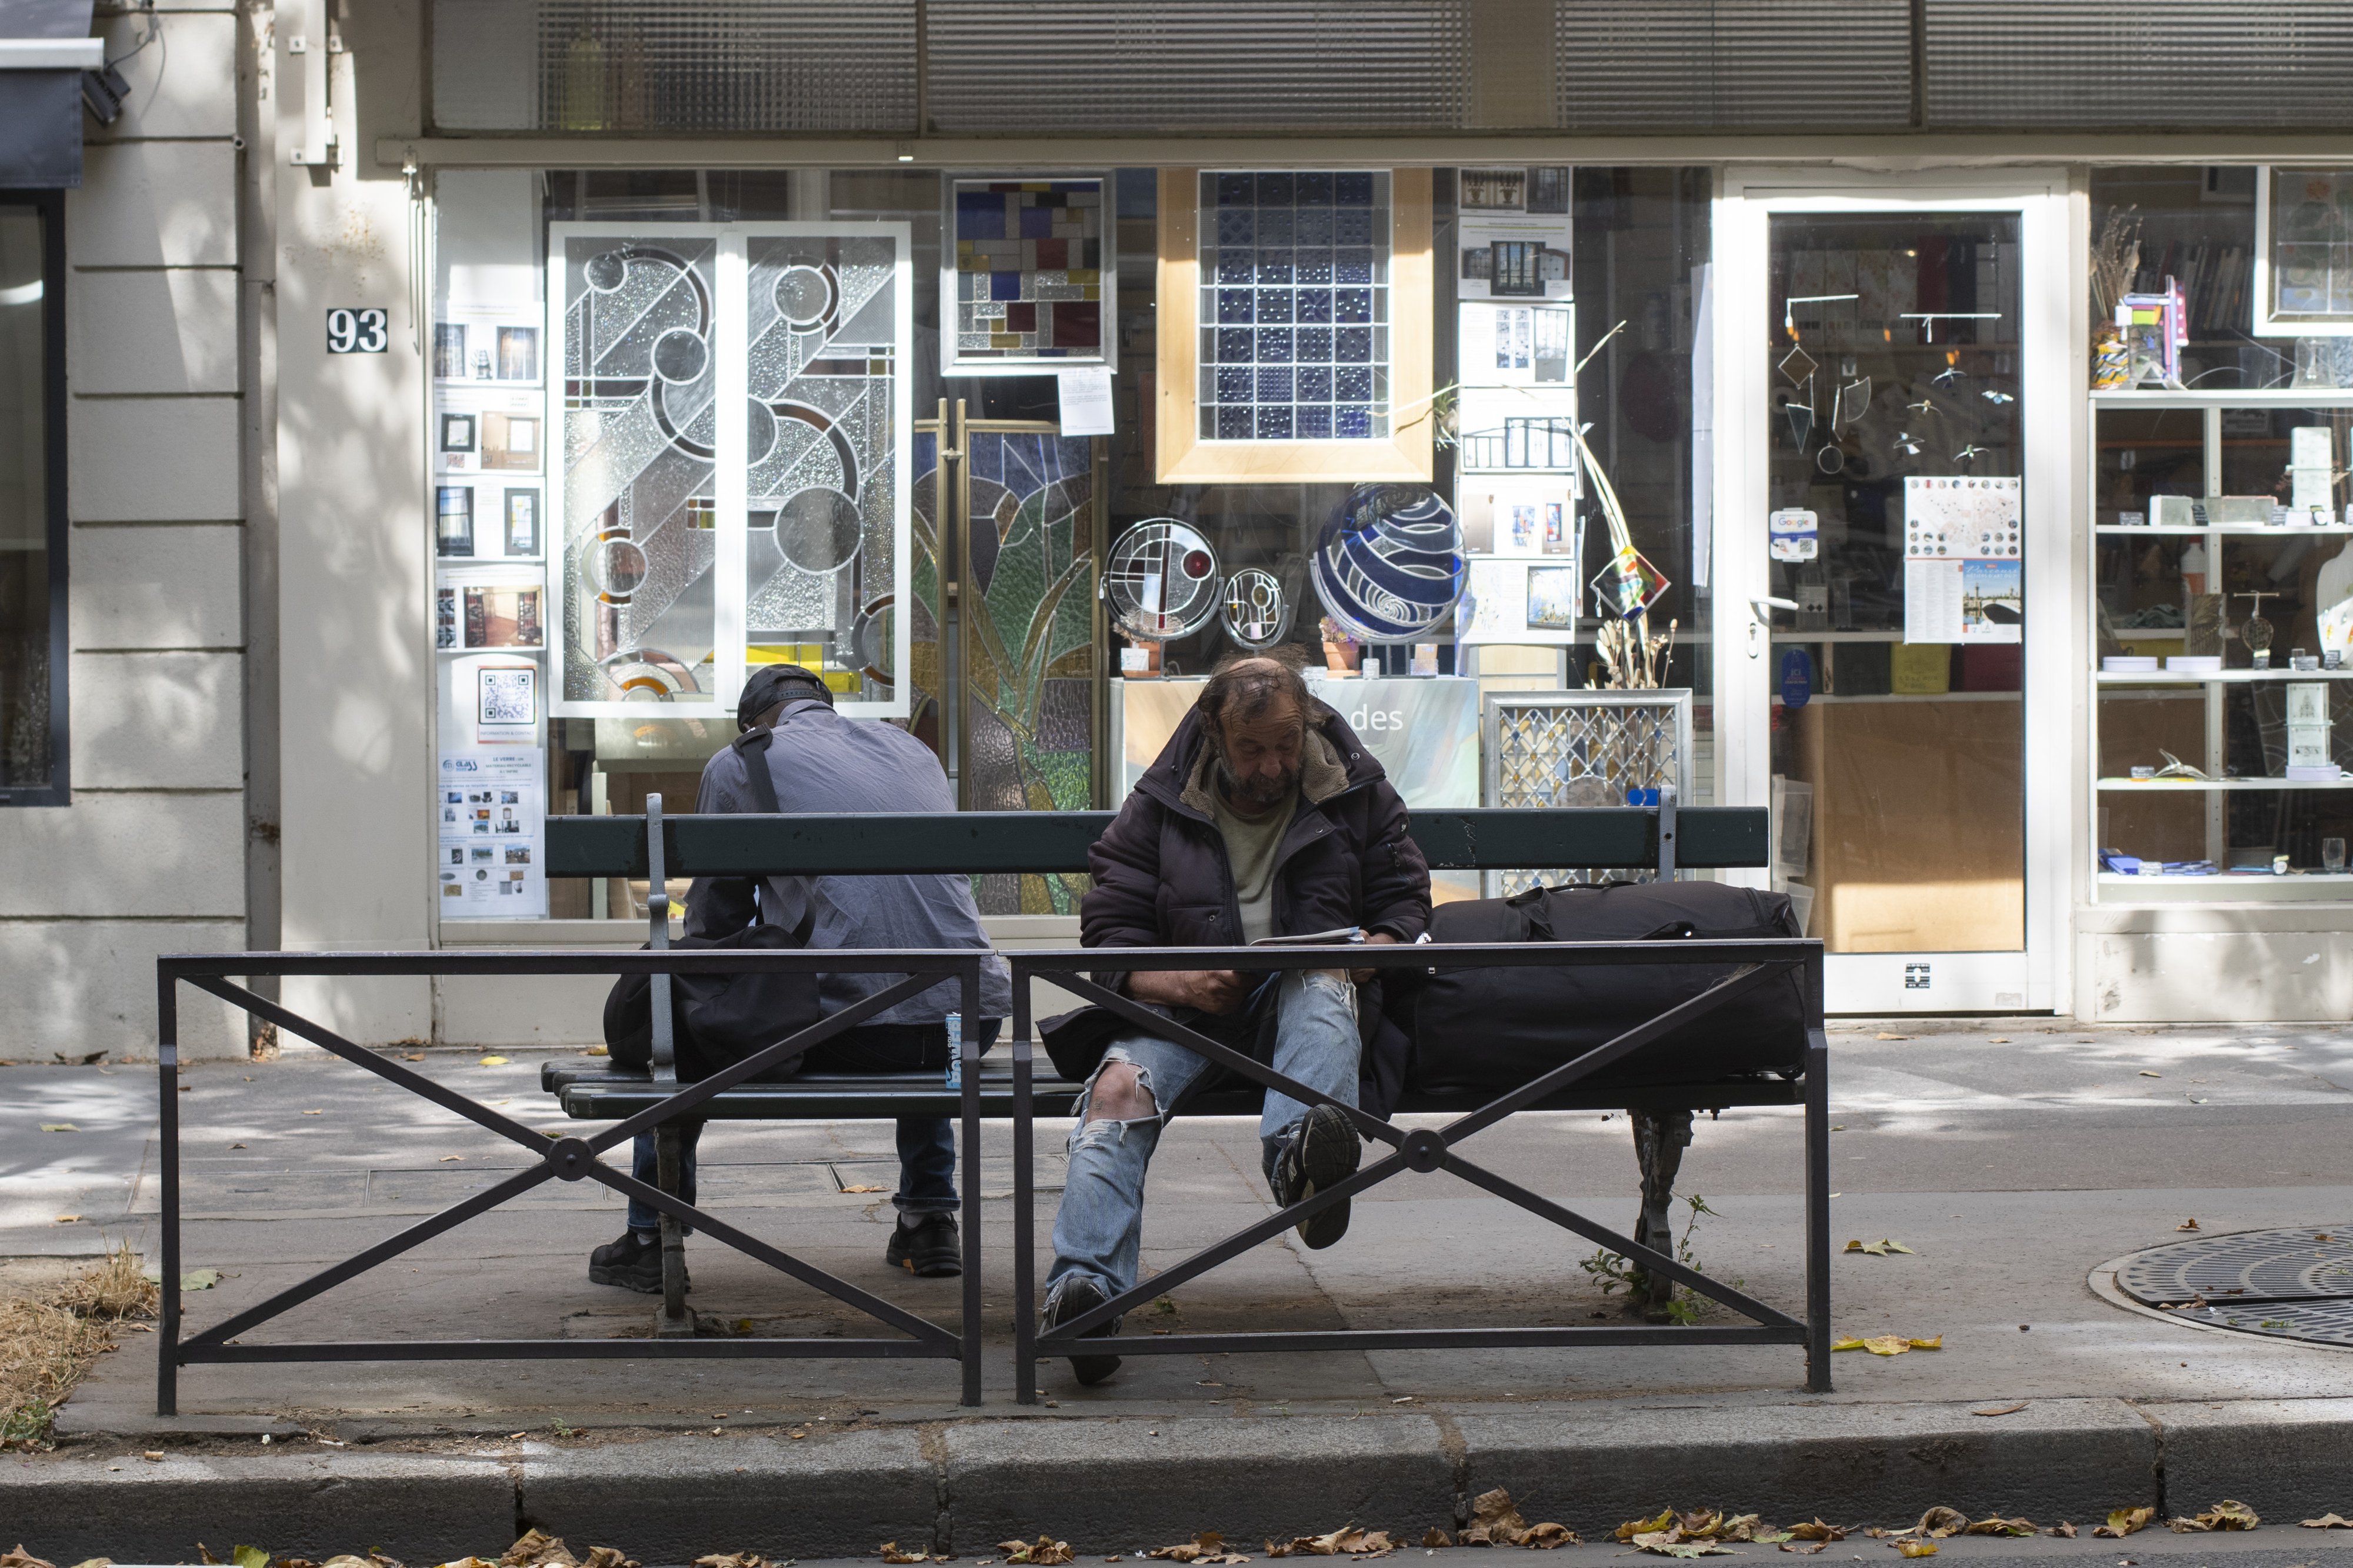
[0,0,97,188]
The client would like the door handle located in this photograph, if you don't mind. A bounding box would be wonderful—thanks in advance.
[1748,596,1798,659]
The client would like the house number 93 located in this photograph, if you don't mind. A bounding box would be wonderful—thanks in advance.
[326,307,389,353]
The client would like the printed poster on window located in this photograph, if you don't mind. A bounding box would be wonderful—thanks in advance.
[1902,476,2022,645]
[438,749,546,916]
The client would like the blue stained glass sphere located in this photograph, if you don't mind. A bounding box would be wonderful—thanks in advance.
[1309,486,1465,645]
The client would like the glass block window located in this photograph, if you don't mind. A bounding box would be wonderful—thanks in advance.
[948,178,1109,371]
[1197,171,1390,442]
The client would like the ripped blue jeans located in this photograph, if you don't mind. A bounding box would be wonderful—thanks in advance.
[1046,968,1359,1311]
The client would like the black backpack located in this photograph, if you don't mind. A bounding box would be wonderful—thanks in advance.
[601,728,824,1083]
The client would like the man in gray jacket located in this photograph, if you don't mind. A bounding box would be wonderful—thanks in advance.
[588,663,1011,1289]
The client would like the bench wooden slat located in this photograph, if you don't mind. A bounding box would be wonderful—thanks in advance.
[544,807,1769,879]
[544,1066,1802,1122]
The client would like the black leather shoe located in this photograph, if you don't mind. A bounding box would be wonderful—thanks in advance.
[1041,1276,1122,1386]
[886,1213,963,1277]
[589,1230,689,1295]
[1271,1102,1361,1250]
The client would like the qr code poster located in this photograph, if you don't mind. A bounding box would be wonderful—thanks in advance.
[477,665,536,728]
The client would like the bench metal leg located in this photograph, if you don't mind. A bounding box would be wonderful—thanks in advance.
[655,1122,692,1336]
[1804,1035,1832,1392]
[1630,1108,1695,1315]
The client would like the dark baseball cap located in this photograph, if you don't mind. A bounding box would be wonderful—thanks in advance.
[736,663,834,731]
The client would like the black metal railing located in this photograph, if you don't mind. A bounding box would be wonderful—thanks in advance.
[154,943,988,1413]
[1007,938,1832,1397]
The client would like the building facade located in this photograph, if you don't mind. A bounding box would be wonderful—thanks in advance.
[10,1,2353,1060]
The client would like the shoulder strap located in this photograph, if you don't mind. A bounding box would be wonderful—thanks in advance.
[728,727,783,814]
[729,725,815,946]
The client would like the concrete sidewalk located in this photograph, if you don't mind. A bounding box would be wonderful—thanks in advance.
[5,1020,2353,1561]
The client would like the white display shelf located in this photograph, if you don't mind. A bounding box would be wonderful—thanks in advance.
[2092,388,2353,408]
[2097,669,2353,683]
[2095,524,2353,536]
[2098,775,2352,790]
[2099,872,2353,883]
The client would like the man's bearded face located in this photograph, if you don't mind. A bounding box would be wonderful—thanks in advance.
[1215,701,1304,809]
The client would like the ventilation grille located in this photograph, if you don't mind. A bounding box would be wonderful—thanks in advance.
[926,1,1469,134]
[1555,1,1912,130]
[1926,1,2353,128]
[435,0,919,133]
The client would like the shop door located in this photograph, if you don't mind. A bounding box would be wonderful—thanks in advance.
[1714,175,2069,1014]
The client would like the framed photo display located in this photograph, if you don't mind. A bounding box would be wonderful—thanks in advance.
[941,174,1115,375]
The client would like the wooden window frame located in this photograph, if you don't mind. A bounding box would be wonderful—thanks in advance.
[1154,167,1434,485]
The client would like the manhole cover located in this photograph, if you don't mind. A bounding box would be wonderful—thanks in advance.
[2114,1226,2353,1345]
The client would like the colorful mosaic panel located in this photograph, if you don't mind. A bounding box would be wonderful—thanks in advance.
[962,428,1099,915]
[951,179,1106,365]
[1197,171,1391,442]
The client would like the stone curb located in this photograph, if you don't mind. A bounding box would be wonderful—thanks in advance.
[10,1398,2352,1563]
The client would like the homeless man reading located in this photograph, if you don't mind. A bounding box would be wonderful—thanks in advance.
[1038,653,1432,1384]
[588,662,1011,1292]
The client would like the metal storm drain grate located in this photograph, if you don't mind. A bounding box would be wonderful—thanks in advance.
[2115,1226,2353,1345]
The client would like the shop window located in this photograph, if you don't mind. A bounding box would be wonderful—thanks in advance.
[429,165,1713,922]
[0,192,63,807]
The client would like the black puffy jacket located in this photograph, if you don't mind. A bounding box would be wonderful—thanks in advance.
[1039,699,1431,1087]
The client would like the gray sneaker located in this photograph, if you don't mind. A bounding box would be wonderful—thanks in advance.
[1271,1102,1361,1250]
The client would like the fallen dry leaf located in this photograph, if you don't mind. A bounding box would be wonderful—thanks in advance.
[480,1055,511,1066]
[1961,1519,2035,1538]
[1832,1335,1940,1356]
[842,1184,890,1194]
[4,1551,59,1568]
[1520,1526,1575,1550]
[2092,1508,2154,1539]
[1631,1534,1729,1558]
[440,1155,465,1162]
[302,1110,323,1116]
[1915,1509,1968,1540]
[2047,1524,2075,1539]
[1875,1032,1909,1040]
[1782,1522,1842,1548]
[1421,1533,1451,1550]
[1894,1544,1936,1559]
[1985,1037,2009,1044]
[502,1533,578,1568]
[404,1052,425,1061]
[38,1124,76,1133]
[2176,1219,2200,1232]
[2301,1515,2353,1529]
[1843,1239,1918,1257]
[1618,1512,1677,1544]
[2138,1071,2161,1078]
[879,1544,929,1563]
[999,1542,1073,1567]
[1150,1535,1250,1565]
[694,1555,770,1568]
[2168,1501,2258,1533]
[1971,1403,2028,1417]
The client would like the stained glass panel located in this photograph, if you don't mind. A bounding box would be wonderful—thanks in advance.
[552,229,722,712]
[741,230,909,713]
[1197,171,1391,441]
[961,426,1101,913]
[946,178,1112,373]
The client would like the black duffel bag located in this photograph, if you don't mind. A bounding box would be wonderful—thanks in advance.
[602,906,822,1083]
[1401,880,1807,1095]
[601,724,824,1083]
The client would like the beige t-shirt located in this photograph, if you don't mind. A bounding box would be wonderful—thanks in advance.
[1209,786,1298,944]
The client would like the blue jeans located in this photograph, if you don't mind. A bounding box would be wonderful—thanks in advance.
[626,1019,999,1233]
[1047,969,1359,1308]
